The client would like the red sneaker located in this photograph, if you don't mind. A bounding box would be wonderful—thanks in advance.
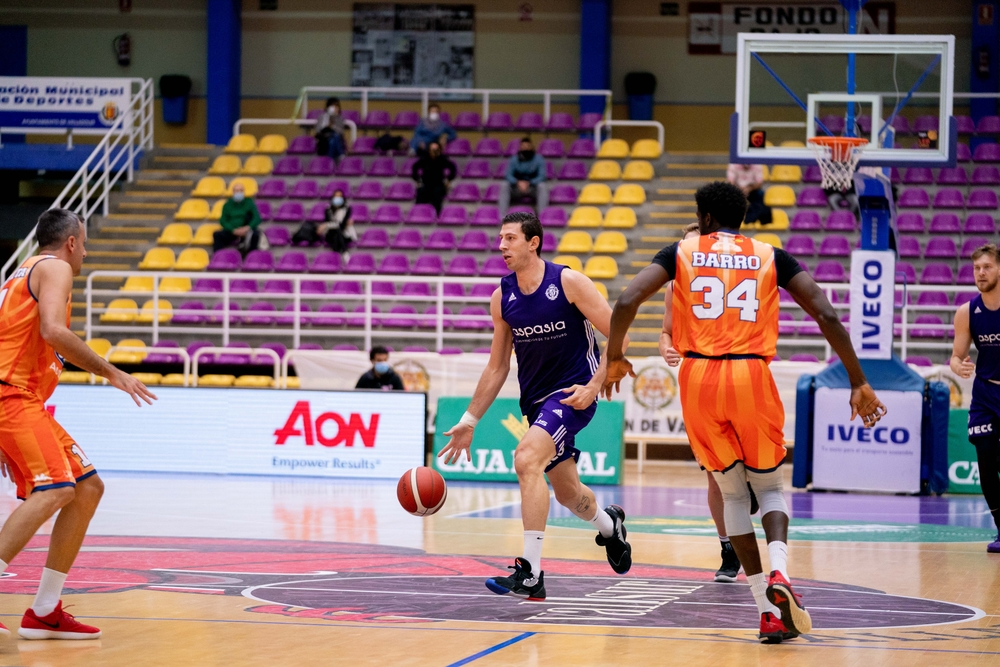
[0,620,9,637]
[766,570,812,635]
[759,611,798,644]
[18,602,102,640]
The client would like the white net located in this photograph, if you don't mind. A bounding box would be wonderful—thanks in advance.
[808,139,868,191]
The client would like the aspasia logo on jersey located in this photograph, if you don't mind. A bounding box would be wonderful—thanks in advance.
[274,401,380,447]
[511,321,567,338]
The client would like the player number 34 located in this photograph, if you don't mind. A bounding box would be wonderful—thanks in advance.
[690,277,760,322]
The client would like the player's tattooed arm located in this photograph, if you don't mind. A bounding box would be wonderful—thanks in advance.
[950,304,975,379]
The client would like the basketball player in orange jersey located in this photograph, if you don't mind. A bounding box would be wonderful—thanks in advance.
[0,209,156,639]
[604,182,887,643]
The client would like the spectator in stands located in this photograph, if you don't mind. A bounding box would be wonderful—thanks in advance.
[356,346,405,391]
[726,162,772,226]
[315,96,347,161]
[412,141,457,214]
[410,103,456,155]
[375,133,408,154]
[292,188,356,257]
[499,137,548,215]
[213,182,261,255]
[825,181,860,217]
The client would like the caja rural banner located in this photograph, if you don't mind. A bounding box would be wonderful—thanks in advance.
[433,397,624,485]
[46,385,425,480]
[0,77,131,130]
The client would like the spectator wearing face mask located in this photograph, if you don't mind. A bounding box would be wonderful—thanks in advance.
[410,103,456,156]
[291,189,356,257]
[213,182,262,255]
[315,96,347,161]
[356,346,405,391]
[412,141,458,214]
[499,137,548,215]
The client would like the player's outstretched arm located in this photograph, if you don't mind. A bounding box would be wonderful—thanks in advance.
[659,283,681,367]
[949,303,976,379]
[438,288,512,465]
[604,263,671,398]
[784,271,886,427]
[34,260,157,407]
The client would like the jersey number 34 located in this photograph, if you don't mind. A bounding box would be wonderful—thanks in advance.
[690,277,759,322]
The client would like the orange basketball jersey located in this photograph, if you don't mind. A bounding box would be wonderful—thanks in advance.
[0,255,70,401]
[671,232,781,358]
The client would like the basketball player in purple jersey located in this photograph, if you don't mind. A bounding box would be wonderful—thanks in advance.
[438,212,631,600]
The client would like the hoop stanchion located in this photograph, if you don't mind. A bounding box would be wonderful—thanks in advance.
[808,136,868,191]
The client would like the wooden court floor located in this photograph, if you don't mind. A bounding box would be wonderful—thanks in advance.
[0,463,996,666]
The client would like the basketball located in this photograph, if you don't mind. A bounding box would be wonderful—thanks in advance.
[397,466,448,516]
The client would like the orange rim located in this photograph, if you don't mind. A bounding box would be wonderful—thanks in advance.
[808,136,868,161]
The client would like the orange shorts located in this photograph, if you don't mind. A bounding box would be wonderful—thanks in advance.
[0,384,95,500]
[679,357,787,473]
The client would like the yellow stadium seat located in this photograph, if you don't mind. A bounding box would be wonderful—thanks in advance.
[86,338,112,358]
[612,184,646,205]
[109,339,147,364]
[161,374,188,386]
[101,299,138,323]
[131,372,163,386]
[60,371,92,384]
[767,209,790,231]
[208,155,241,175]
[754,233,783,249]
[207,200,225,221]
[224,134,257,153]
[588,160,622,181]
[174,199,210,221]
[763,185,796,207]
[779,140,805,148]
[603,207,637,229]
[557,231,594,254]
[235,375,274,388]
[121,276,154,293]
[761,165,770,181]
[578,184,612,205]
[630,139,662,159]
[241,155,274,175]
[622,161,654,181]
[583,256,619,280]
[593,282,609,300]
[192,176,227,198]
[568,206,603,228]
[175,248,210,271]
[597,138,630,159]
[192,223,222,245]
[769,165,802,183]
[138,248,175,270]
[593,231,628,254]
[158,223,193,245]
[552,255,583,272]
[256,135,288,154]
[199,374,236,387]
[284,377,301,389]
[136,299,173,323]
[159,277,192,293]
[227,177,258,198]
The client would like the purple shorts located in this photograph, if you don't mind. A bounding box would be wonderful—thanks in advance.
[527,394,597,473]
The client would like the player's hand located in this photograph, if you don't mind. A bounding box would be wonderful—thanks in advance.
[439,423,473,465]
[560,384,597,410]
[107,368,158,407]
[602,358,635,400]
[661,346,682,367]
[954,355,976,379]
[850,383,887,428]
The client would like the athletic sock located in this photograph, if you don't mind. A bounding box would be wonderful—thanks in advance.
[747,572,781,618]
[32,568,67,617]
[767,541,789,579]
[522,531,545,576]
[588,506,615,538]
[719,536,730,544]
[0,558,7,576]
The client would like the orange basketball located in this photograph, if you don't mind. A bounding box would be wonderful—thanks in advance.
[397,467,448,517]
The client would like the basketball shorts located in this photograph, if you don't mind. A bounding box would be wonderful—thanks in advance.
[526,393,597,473]
[0,384,96,500]
[679,358,787,473]
[968,377,1000,441]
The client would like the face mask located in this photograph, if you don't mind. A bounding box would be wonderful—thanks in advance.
[332,196,344,207]
[328,106,337,114]
[428,112,439,122]
[374,362,390,375]
[519,150,535,161]
[232,192,245,202]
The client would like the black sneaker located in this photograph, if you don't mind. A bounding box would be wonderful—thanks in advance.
[749,482,760,515]
[714,541,741,582]
[485,557,546,600]
[595,504,632,574]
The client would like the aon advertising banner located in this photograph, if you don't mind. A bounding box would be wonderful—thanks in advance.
[47,385,426,480]
[433,398,624,485]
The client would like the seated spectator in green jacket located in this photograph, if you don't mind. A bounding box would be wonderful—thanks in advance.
[213,182,262,255]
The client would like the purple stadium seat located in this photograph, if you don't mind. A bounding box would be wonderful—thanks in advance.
[474,138,503,157]
[353,181,384,200]
[503,139,521,157]
[964,214,995,234]
[230,278,257,293]
[916,292,950,307]
[392,110,421,130]
[351,136,377,155]
[936,167,968,185]
[216,342,253,364]
[897,236,921,258]
[577,113,602,131]
[898,188,931,208]
[390,229,423,250]
[958,265,976,285]
[902,167,933,185]
[538,138,566,158]
[305,156,335,176]
[256,201,273,221]
[443,283,464,297]
[558,161,588,180]
[301,280,328,294]
[321,180,351,199]
[891,116,912,134]
[925,237,957,258]
[273,157,302,176]
[968,189,999,209]
[331,280,360,295]
[796,187,827,207]
[799,316,822,336]
[263,279,292,294]
[962,237,990,257]
[790,211,822,231]
[545,112,575,133]
[897,262,917,285]
[462,159,491,179]
[480,256,509,277]
[973,165,1000,185]
[337,157,365,177]
[256,342,288,362]
[454,111,481,130]
[207,248,242,271]
[288,135,316,154]
[978,116,1000,134]
[351,203,370,223]
[888,167,902,184]
[347,305,381,327]
[386,181,416,201]
[538,233,555,253]
[144,340,183,364]
[911,315,946,338]
[208,303,241,326]
[540,208,567,228]
[549,185,578,204]
[290,179,320,199]
[933,188,965,209]
[419,306,453,329]
[896,212,925,233]
[958,142,973,161]
[341,110,361,126]
[449,182,482,202]
[974,143,1000,162]
[274,202,305,222]
[192,278,222,293]
[412,254,444,276]
[401,282,431,297]
[929,213,961,234]
[956,115,976,134]
[398,157,417,177]
[802,165,822,183]
[825,210,856,231]
[855,116,871,134]
[275,251,307,272]
[383,305,418,329]
[905,356,934,367]
[444,137,472,157]
[439,206,468,226]
[569,138,596,158]
[814,260,847,282]
[778,312,795,336]
[515,112,543,133]
[243,302,277,326]
[367,157,396,177]
[471,207,500,227]
[264,226,290,247]
[424,230,454,250]
[454,306,491,331]
[913,115,939,133]
[956,291,977,305]
[258,179,287,199]
[310,251,343,274]
[372,282,395,299]
[784,236,816,255]
[484,112,513,132]
[172,302,206,325]
[818,114,845,135]
[920,263,954,284]
[492,160,509,180]
[345,253,376,274]
[357,229,390,249]
[378,253,410,275]
[305,202,328,223]
[451,230,486,252]
[446,255,479,276]
[818,236,851,257]
[789,353,820,363]
[371,204,402,225]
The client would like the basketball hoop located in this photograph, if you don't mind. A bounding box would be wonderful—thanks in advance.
[808,136,868,191]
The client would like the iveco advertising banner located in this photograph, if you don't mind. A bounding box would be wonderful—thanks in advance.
[0,77,131,130]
